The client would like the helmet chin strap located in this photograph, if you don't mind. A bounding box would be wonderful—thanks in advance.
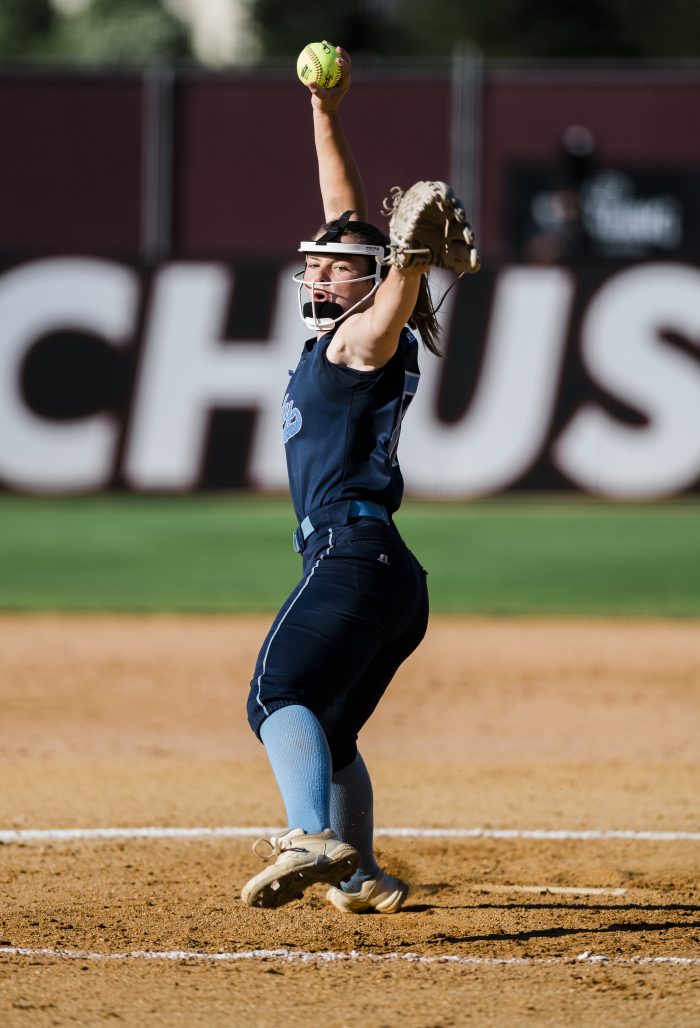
[301,299,344,331]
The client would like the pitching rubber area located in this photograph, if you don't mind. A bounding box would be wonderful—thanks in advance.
[1,615,698,1025]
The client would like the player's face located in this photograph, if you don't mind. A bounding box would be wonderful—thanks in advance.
[303,252,375,313]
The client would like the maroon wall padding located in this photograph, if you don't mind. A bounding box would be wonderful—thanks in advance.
[0,75,144,255]
[1,67,698,261]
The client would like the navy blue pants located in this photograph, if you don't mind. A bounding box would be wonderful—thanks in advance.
[247,518,429,772]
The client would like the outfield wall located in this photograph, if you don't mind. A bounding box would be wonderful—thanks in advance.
[1,63,699,498]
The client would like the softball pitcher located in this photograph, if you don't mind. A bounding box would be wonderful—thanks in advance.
[242,44,479,912]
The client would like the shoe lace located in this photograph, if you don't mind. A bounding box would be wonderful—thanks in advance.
[251,834,301,862]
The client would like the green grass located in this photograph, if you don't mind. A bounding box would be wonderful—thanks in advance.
[398,500,700,616]
[0,495,698,616]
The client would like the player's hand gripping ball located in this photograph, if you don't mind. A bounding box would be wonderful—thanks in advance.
[297,42,342,89]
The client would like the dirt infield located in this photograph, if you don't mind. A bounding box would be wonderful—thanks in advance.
[0,615,698,1026]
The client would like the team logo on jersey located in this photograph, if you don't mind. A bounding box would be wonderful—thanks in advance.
[282,393,302,443]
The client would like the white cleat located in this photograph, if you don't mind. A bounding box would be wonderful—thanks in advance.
[326,871,409,914]
[242,828,360,909]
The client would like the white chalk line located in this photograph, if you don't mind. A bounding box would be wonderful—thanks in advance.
[1,825,698,844]
[0,945,698,967]
[473,884,629,897]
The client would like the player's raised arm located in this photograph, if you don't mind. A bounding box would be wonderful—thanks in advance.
[305,45,368,223]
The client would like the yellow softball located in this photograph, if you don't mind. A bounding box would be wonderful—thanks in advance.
[296,41,342,89]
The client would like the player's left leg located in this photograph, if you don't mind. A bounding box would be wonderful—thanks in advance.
[259,703,332,834]
[243,695,367,909]
[243,703,361,910]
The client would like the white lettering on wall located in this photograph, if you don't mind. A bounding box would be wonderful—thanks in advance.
[553,263,700,497]
[401,267,574,495]
[124,263,303,490]
[1,258,698,498]
[0,258,137,491]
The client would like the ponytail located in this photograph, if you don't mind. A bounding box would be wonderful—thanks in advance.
[408,274,441,356]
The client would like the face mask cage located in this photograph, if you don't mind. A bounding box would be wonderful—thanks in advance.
[293,241,387,331]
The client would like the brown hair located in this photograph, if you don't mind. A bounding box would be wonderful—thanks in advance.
[315,216,443,357]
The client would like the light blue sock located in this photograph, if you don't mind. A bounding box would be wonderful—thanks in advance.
[259,705,331,834]
[329,752,380,889]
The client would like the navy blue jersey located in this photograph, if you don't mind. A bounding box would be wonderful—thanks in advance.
[282,326,420,522]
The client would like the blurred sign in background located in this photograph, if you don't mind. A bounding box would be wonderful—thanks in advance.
[1,0,699,499]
